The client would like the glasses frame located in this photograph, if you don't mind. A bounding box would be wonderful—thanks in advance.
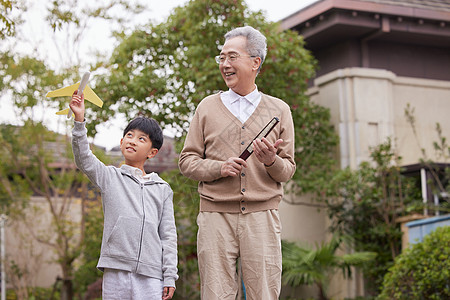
[215,53,257,64]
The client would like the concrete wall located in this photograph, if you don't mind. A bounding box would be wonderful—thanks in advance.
[280,191,328,244]
[279,190,329,299]
[308,67,450,168]
[5,196,82,289]
[393,77,450,164]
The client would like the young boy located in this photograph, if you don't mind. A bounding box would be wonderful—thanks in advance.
[70,91,178,300]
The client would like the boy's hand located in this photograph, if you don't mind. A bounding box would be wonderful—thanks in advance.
[162,286,175,300]
[69,91,85,122]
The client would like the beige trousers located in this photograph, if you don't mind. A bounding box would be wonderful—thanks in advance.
[197,210,282,300]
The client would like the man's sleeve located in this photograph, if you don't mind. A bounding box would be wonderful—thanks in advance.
[178,110,223,182]
[265,106,296,183]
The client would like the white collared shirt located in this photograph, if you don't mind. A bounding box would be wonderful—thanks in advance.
[121,164,153,183]
[220,86,261,123]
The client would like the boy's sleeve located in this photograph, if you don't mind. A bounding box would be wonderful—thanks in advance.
[72,121,110,190]
[159,187,178,288]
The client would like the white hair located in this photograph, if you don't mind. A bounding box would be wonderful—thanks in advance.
[224,26,267,73]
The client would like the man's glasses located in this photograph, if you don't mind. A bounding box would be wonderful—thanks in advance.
[215,53,256,64]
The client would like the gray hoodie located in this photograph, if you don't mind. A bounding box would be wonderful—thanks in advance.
[72,121,178,288]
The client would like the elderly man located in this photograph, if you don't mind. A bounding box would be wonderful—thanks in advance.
[179,25,295,300]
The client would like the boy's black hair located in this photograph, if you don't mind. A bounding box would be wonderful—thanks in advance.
[123,116,164,150]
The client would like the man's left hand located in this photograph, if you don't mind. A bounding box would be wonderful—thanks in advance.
[252,138,283,166]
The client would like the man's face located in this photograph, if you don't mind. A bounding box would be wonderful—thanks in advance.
[219,36,261,96]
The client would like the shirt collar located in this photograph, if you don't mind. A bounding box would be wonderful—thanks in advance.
[120,164,149,179]
[120,164,166,184]
[228,85,260,105]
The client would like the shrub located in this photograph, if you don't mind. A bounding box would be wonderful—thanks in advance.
[378,225,450,299]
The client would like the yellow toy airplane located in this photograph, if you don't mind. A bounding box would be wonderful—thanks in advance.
[46,72,103,118]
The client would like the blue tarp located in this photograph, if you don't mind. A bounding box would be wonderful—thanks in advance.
[406,214,450,244]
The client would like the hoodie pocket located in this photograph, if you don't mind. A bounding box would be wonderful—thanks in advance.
[140,220,162,268]
[105,216,142,259]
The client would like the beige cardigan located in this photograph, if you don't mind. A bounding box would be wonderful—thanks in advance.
[179,92,296,214]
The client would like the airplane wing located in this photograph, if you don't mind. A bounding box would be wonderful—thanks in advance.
[46,83,81,98]
[83,85,103,108]
[55,108,71,116]
[47,82,104,115]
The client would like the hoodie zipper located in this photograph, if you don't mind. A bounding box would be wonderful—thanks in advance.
[135,182,146,272]
[121,171,164,273]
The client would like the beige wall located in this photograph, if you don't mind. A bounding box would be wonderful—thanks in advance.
[280,192,328,244]
[5,196,82,289]
[279,190,329,299]
[309,68,450,167]
[393,77,450,164]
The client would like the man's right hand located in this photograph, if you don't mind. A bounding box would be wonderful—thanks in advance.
[69,90,85,122]
[221,157,247,177]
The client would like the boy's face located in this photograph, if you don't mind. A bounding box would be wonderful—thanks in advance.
[120,129,158,167]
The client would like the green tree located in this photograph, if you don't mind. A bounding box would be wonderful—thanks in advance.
[1,1,148,298]
[282,236,377,300]
[162,169,201,300]
[0,120,86,300]
[0,0,20,38]
[72,198,103,299]
[320,139,422,295]
[318,103,450,297]
[0,51,106,300]
[378,226,450,299]
[0,53,66,211]
[0,111,109,300]
[45,0,145,32]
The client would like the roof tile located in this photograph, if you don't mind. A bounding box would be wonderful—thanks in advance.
[358,0,450,12]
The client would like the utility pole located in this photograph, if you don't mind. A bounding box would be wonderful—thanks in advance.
[0,214,6,300]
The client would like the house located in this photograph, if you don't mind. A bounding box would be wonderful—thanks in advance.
[278,0,450,298]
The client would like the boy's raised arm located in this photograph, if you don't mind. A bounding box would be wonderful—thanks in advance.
[71,91,110,190]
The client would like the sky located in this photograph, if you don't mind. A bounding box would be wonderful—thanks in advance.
[1,0,319,150]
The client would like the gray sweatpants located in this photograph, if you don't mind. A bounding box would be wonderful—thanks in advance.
[102,268,164,300]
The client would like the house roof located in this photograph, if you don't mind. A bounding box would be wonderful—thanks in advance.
[281,0,450,50]
[357,0,450,12]
[282,0,450,25]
